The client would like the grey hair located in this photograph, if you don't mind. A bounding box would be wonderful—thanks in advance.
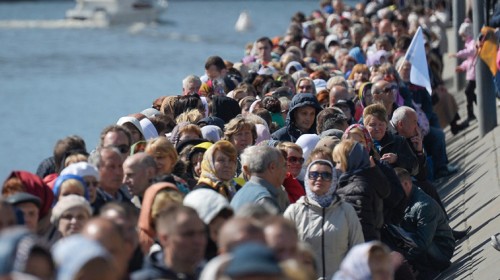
[326,76,348,91]
[279,97,291,111]
[241,146,282,174]
[182,75,202,89]
[391,106,416,125]
[88,147,122,168]
[350,23,364,35]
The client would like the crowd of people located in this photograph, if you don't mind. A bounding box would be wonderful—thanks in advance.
[1,0,482,279]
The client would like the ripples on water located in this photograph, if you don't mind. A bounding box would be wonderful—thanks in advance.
[0,0,352,180]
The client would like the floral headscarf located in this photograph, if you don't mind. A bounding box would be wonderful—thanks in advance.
[197,141,238,199]
[343,124,381,160]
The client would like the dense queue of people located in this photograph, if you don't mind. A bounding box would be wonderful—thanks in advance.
[1,0,478,279]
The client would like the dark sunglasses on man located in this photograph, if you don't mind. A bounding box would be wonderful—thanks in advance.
[106,144,130,155]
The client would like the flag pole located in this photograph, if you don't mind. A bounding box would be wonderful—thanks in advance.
[473,0,497,137]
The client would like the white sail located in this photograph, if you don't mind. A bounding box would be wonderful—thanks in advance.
[235,11,252,32]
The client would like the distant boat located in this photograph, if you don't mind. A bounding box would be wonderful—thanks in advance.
[66,0,168,24]
[235,10,252,32]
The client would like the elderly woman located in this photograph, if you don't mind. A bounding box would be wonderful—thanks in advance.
[145,137,190,194]
[52,174,88,203]
[343,124,407,226]
[277,142,306,203]
[223,116,257,175]
[194,140,241,201]
[50,195,92,239]
[333,241,394,280]
[185,142,213,188]
[362,103,419,175]
[284,159,364,279]
[60,162,99,205]
[332,139,390,242]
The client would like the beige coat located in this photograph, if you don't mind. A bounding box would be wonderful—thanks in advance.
[284,195,364,279]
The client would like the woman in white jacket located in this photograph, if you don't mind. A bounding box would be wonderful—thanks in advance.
[284,159,364,280]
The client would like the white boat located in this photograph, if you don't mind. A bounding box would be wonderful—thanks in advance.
[66,0,168,24]
[235,10,252,32]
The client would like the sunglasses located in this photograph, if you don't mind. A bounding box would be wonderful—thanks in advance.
[106,144,130,154]
[130,141,147,156]
[373,87,392,95]
[287,156,305,164]
[308,171,333,181]
[298,85,312,90]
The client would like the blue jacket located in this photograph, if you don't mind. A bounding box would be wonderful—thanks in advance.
[271,93,322,142]
[230,176,283,213]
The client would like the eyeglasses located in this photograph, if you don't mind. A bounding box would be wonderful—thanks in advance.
[308,171,333,181]
[106,144,130,154]
[287,156,305,164]
[373,87,392,95]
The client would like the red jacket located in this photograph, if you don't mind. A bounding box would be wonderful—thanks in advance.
[282,172,305,203]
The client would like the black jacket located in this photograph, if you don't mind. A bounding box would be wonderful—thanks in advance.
[375,159,407,225]
[336,166,391,241]
[271,93,322,142]
[131,251,201,280]
[377,132,419,176]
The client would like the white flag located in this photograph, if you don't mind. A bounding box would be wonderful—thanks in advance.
[404,26,432,95]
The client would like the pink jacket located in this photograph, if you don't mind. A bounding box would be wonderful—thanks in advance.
[457,38,477,81]
[497,47,500,71]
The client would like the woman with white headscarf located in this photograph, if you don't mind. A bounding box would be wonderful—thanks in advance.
[284,159,364,280]
[333,241,394,280]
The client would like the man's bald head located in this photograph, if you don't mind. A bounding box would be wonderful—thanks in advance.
[217,217,265,254]
[378,19,392,35]
[81,218,131,279]
[122,152,157,197]
[329,85,350,107]
[371,80,392,106]
[82,217,126,245]
[124,152,157,170]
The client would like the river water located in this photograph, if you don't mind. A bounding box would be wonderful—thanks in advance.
[0,0,356,181]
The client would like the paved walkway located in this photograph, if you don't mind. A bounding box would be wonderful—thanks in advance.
[435,27,500,279]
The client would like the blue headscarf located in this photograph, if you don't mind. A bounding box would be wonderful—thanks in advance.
[339,142,370,182]
[304,160,338,208]
[52,174,89,203]
[348,47,366,64]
